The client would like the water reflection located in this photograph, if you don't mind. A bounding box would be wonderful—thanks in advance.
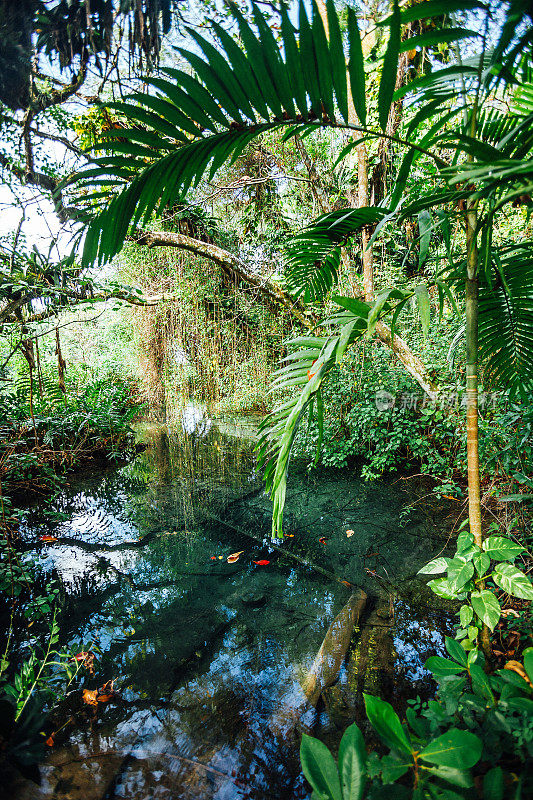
[15,416,452,800]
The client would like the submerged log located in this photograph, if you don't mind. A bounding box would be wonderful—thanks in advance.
[302,590,367,706]
[268,590,367,741]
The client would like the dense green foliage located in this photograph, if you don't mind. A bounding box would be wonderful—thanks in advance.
[301,642,533,799]
[1,0,532,794]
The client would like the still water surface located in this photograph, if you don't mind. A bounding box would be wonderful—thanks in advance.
[14,410,450,800]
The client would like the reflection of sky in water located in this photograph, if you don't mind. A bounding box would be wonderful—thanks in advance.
[181,402,212,436]
[16,418,452,800]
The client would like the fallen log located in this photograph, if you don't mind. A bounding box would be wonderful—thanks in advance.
[268,589,367,740]
[302,589,367,705]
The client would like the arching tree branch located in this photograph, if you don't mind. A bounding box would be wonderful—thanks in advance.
[133,229,438,398]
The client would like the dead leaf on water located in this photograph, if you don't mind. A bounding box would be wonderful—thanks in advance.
[82,689,98,706]
[97,680,116,703]
[39,536,58,543]
[346,529,354,538]
[227,551,244,563]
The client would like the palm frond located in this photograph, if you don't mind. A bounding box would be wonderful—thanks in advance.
[258,286,423,539]
[69,0,478,266]
[478,244,533,396]
[258,301,370,539]
[284,208,388,302]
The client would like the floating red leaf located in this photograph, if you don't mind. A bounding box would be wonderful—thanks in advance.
[72,652,89,661]
[39,535,58,543]
[252,560,270,566]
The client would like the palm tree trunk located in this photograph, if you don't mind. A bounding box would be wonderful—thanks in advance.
[465,214,482,546]
[465,207,491,659]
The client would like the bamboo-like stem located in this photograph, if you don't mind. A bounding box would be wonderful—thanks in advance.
[464,27,491,659]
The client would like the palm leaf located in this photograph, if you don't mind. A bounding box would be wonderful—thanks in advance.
[478,244,533,396]
[284,208,388,301]
[378,0,401,130]
[258,310,368,539]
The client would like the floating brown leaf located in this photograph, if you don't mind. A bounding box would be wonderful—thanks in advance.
[346,529,354,538]
[97,680,116,703]
[227,551,244,563]
[39,535,58,543]
[82,689,98,706]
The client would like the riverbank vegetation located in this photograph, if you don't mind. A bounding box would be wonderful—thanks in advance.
[0,0,532,797]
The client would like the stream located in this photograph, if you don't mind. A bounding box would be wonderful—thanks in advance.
[11,409,452,800]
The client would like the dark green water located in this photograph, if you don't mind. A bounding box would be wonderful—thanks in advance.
[14,410,451,800]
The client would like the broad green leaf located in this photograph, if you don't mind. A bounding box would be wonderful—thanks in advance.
[425,656,466,677]
[445,637,468,667]
[507,696,533,713]
[423,765,474,788]
[470,590,501,632]
[524,648,533,683]
[333,295,371,318]
[483,767,504,800]
[380,753,410,784]
[414,285,430,337]
[300,734,342,800]
[378,0,401,130]
[338,724,367,800]
[468,625,479,641]
[420,729,482,769]
[459,605,473,628]
[456,529,474,554]
[482,535,524,561]
[496,668,533,694]
[363,695,412,756]
[418,557,449,575]
[469,664,495,704]
[336,319,360,364]
[493,563,533,600]
[427,578,459,599]
[473,551,490,577]
[447,557,474,592]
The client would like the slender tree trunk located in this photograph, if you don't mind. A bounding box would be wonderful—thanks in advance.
[357,143,374,301]
[464,215,482,546]
[465,208,491,659]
